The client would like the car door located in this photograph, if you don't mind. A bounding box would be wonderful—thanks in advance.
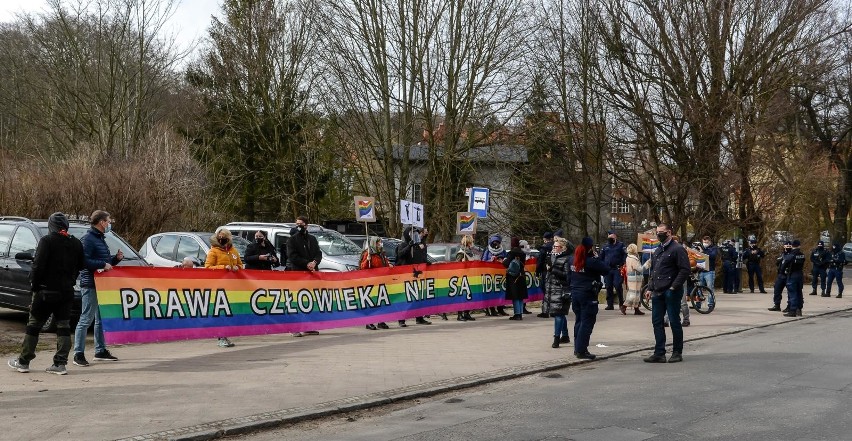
[175,235,205,265]
[4,225,39,308]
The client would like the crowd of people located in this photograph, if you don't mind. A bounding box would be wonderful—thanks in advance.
[7,210,848,375]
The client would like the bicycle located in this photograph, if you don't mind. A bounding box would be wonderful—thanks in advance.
[639,272,715,314]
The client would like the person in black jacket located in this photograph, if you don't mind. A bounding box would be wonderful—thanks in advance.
[536,232,554,318]
[244,231,279,270]
[569,236,610,360]
[286,216,322,337]
[8,213,84,375]
[643,223,691,363]
[395,226,431,326]
[809,241,831,296]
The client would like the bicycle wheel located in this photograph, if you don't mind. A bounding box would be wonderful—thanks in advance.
[640,283,652,311]
[690,285,715,314]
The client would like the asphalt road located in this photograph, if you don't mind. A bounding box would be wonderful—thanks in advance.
[237,311,852,441]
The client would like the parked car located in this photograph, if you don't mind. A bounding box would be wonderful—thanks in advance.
[345,235,368,250]
[380,238,402,265]
[138,232,251,268]
[426,242,461,263]
[843,242,852,262]
[0,216,148,331]
[224,222,362,272]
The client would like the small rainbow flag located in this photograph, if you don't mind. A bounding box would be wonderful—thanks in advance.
[459,214,476,230]
[357,199,374,218]
[638,234,660,253]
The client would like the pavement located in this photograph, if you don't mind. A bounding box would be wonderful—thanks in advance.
[1,284,850,441]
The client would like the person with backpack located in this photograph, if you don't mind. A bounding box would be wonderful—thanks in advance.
[504,243,528,321]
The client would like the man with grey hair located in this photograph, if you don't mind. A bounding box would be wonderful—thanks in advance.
[73,210,123,367]
[8,213,84,375]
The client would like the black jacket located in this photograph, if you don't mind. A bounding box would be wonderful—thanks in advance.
[396,226,428,265]
[536,242,553,277]
[568,253,610,294]
[30,232,85,293]
[244,240,279,270]
[647,239,691,294]
[286,230,322,270]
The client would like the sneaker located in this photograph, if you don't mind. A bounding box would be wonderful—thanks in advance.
[45,364,67,375]
[217,337,235,347]
[682,319,690,327]
[668,353,683,363]
[8,358,29,373]
[304,330,320,335]
[643,354,667,363]
[93,350,118,361]
[292,332,304,337]
[72,353,90,367]
[365,324,377,330]
[377,322,390,329]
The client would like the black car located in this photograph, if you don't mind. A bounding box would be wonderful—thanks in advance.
[0,216,148,331]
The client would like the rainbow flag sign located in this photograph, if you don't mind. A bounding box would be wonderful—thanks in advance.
[637,233,660,253]
[96,261,543,344]
[353,196,376,222]
[456,212,477,234]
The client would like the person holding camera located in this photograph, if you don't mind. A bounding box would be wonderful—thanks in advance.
[244,231,280,271]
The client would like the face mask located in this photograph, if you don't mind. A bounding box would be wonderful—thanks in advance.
[703,242,710,247]
[297,225,306,234]
[255,237,264,244]
[218,238,228,246]
[656,233,668,243]
[104,224,112,234]
[411,231,421,244]
[783,247,791,253]
[607,238,615,245]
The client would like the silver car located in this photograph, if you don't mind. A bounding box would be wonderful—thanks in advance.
[138,232,251,267]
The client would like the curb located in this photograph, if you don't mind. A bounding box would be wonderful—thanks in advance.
[117,307,852,441]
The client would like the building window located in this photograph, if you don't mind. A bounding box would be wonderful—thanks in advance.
[410,183,422,204]
[611,198,629,214]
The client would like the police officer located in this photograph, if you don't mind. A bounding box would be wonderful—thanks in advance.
[768,242,792,312]
[601,231,627,312]
[825,243,847,298]
[741,239,767,293]
[719,239,737,293]
[569,237,610,360]
[809,241,831,296]
[781,239,806,317]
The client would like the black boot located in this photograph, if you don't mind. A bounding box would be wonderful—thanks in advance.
[783,309,798,317]
[767,305,781,311]
[552,336,560,348]
[782,306,789,313]
[457,312,467,321]
[837,293,843,298]
[559,335,570,343]
[496,306,509,316]
[463,312,475,321]
[486,307,497,316]
[441,313,449,320]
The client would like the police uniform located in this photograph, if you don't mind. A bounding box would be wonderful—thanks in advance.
[781,240,806,317]
[741,241,766,293]
[768,243,791,311]
[809,241,831,296]
[825,244,847,298]
[720,241,737,293]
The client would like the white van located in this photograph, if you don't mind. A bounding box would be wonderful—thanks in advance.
[222,222,362,272]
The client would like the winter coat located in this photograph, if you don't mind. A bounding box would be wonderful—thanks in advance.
[80,227,121,288]
[244,240,279,270]
[481,234,507,262]
[568,253,610,294]
[536,241,553,277]
[502,247,528,301]
[397,226,428,265]
[30,232,85,293]
[286,229,322,270]
[205,235,244,270]
[359,238,390,269]
[624,254,643,307]
[545,250,571,315]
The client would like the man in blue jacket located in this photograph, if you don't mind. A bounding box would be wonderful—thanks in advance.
[601,231,627,312]
[643,223,691,363]
[73,210,122,367]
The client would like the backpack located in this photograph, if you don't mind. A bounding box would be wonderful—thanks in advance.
[507,258,522,277]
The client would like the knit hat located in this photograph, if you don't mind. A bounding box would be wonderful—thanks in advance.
[543,231,553,239]
[581,236,594,248]
[554,229,564,238]
[792,240,801,247]
[48,212,69,234]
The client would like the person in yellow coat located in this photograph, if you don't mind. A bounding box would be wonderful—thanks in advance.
[205,228,243,347]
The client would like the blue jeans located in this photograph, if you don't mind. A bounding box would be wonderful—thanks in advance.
[698,271,715,293]
[553,314,568,337]
[826,268,843,295]
[571,289,598,354]
[512,299,523,315]
[651,289,683,356]
[74,287,106,354]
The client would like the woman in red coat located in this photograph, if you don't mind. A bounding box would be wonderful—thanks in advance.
[359,236,391,330]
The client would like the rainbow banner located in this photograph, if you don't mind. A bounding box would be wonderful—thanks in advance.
[96,261,543,344]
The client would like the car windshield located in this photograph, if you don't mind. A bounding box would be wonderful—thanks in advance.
[192,233,251,257]
[314,230,361,256]
[40,225,143,260]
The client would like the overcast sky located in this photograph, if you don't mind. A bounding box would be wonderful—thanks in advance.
[0,0,218,54]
